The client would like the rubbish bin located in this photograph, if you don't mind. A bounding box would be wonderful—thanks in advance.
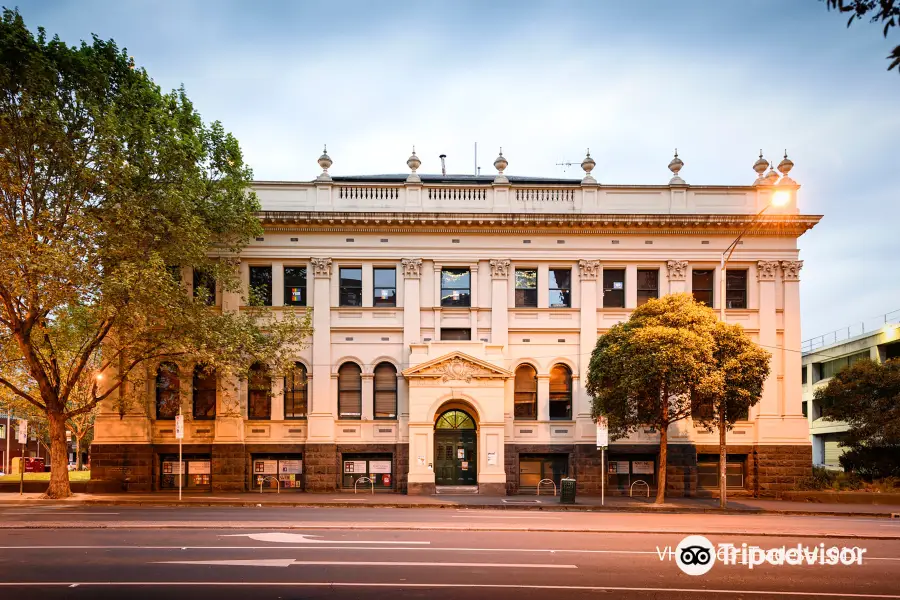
[560,478,576,504]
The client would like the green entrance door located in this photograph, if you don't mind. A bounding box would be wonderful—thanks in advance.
[434,409,477,486]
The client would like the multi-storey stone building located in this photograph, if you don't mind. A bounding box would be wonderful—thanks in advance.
[92,148,820,496]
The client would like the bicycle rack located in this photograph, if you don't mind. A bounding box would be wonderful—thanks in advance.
[630,479,650,498]
[259,475,280,494]
[537,478,557,496]
[354,476,374,494]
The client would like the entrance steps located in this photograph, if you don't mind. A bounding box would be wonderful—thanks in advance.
[435,485,479,495]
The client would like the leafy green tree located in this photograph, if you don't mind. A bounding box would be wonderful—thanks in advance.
[693,321,770,508]
[586,294,722,503]
[824,0,900,72]
[0,10,310,498]
[818,358,900,478]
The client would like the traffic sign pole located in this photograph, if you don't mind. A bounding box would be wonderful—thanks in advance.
[596,417,609,507]
[17,420,27,496]
[175,412,184,502]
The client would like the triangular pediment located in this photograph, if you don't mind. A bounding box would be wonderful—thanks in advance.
[402,351,512,382]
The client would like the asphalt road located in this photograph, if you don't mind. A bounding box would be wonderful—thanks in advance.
[1,511,899,599]
[1,503,898,539]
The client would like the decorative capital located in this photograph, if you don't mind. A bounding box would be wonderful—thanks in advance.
[666,260,688,281]
[489,259,511,279]
[781,260,803,281]
[401,258,423,279]
[757,260,779,281]
[578,259,600,280]
[310,257,332,278]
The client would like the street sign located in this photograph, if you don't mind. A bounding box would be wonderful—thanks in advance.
[175,415,184,440]
[17,420,27,444]
[596,416,609,448]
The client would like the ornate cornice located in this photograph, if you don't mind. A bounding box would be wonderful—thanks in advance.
[489,259,511,279]
[578,259,600,280]
[781,260,803,282]
[757,260,779,281]
[667,260,688,281]
[401,258,422,279]
[258,211,821,237]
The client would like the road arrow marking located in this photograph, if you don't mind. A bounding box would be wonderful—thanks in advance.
[222,532,429,545]
[157,559,576,569]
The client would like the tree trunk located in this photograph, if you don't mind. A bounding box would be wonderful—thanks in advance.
[45,410,72,499]
[656,423,668,504]
[76,436,82,470]
[719,408,727,509]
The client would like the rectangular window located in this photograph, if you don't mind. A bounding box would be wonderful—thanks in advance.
[603,268,626,308]
[283,267,307,307]
[515,269,538,308]
[549,268,571,308]
[193,269,216,306]
[802,401,808,418]
[801,365,808,386]
[637,269,659,306]
[725,270,748,309]
[249,266,272,306]
[339,267,363,307]
[816,350,870,382]
[441,328,471,341]
[441,268,471,307]
[692,269,714,307]
[373,267,397,307]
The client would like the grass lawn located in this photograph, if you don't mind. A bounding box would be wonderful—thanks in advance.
[0,470,90,482]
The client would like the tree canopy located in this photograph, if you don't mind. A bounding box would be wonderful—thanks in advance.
[818,358,900,478]
[825,0,900,72]
[0,9,310,498]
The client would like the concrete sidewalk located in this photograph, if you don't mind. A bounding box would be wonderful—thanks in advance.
[2,491,899,517]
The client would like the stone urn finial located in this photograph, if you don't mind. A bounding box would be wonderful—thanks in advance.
[581,148,597,184]
[406,146,421,183]
[317,145,332,181]
[752,150,769,186]
[493,147,509,184]
[777,150,796,186]
[668,148,685,185]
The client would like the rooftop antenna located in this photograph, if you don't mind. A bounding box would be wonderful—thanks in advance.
[439,154,447,176]
[555,160,579,172]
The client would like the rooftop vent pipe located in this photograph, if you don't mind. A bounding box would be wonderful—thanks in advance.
[439,154,447,176]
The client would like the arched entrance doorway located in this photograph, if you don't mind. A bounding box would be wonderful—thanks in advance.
[434,409,477,486]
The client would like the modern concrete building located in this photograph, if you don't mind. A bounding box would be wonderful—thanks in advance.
[802,324,900,468]
[91,148,820,496]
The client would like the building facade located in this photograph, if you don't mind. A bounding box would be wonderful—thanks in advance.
[92,148,820,496]
[802,324,900,468]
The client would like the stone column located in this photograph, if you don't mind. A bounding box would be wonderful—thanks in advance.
[270,377,285,421]
[781,260,804,417]
[400,259,421,437]
[489,259,510,350]
[470,263,479,341]
[308,258,335,441]
[757,260,779,417]
[666,260,687,294]
[578,260,599,418]
[272,261,284,307]
[537,374,551,422]
[361,373,374,421]
[625,265,638,308]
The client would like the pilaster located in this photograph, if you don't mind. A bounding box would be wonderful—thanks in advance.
[361,373,374,421]
[308,257,335,441]
[781,260,804,418]
[489,259,510,350]
[578,260,599,417]
[666,260,687,294]
[756,260,779,418]
[537,374,551,422]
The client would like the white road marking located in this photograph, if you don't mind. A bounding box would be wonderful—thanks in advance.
[156,559,577,569]
[0,582,896,597]
[221,532,430,544]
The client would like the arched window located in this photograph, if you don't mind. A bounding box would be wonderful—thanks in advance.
[338,362,362,420]
[284,362,308,419]
[549,364,572,420]
[514,364,538,420]
[156,362,180,420]
[435,409,476,430]
[248,362,271,420]
[373,362,398,420]
[192,365,217,420]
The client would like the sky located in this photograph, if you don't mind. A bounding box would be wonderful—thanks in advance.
[14,0,900,342]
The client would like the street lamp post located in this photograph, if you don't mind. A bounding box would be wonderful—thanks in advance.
[717,189,791,509]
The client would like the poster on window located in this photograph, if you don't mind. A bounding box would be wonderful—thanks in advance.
[344,460,367,474]
[254,460,278,475]
[290,288,303,303]
[162,461,184,475]
[279,459,302,474]
[369,461,391,474]
[632,460,654,474]
[188,460,211,475]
